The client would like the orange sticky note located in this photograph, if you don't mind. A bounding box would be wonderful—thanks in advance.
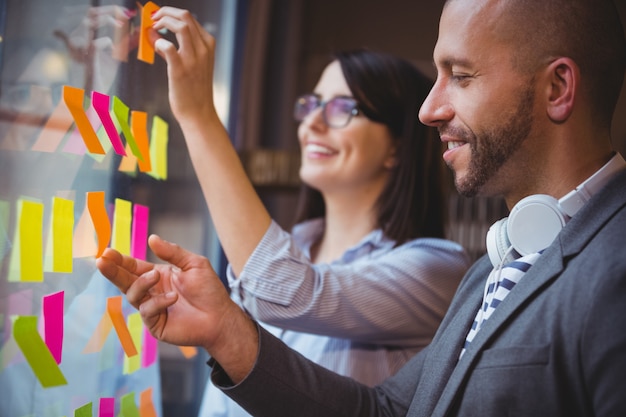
[63,85,105,154]
[112,198,132,256]
[83,311,113,354]
[130,111,151,172]
[119,143,138,173]
[178,345,198,359]
[138,2,160,63]
[139,387,158,417]
[107,296,138,357]
[87,191,111,258]
[73,201,99,258]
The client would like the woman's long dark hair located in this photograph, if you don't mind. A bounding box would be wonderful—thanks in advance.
[293,49,448,244]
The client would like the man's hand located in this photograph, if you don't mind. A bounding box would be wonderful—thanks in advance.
[96,234,258,383]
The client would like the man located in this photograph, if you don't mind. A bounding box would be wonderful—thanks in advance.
[97,0,626,415]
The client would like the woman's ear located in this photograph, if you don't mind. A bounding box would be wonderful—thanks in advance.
[545,57,579,123]
[384,144,399,170]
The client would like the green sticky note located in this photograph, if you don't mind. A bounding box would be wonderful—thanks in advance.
[74,402,92,417]
[120,392,140,417]
[12,316,67,387]
[112,97,142,160]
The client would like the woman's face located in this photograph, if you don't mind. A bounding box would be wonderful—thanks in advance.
[297,61,397,197]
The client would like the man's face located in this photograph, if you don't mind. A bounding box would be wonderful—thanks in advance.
[418,0,539,198]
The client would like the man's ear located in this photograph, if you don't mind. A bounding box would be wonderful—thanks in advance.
[545,57,579,123]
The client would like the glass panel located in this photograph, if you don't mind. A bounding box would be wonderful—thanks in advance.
[0,1,240,416]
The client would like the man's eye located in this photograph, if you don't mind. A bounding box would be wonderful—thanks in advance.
[450,74,472,85]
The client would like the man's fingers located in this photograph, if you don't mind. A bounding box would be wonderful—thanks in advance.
[125,269,160,308]
[148,234,209,272]
[139,291,178,336]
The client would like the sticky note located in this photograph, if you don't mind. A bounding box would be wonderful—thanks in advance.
[148,115,168,180]
[83,311,113,354]
[31,98,74,153]
[74,402,92,417]
[87,191,111,258]
[12,316,67,387]
[9,199,44,282]
[119,142,138,173]
[42,291,64,364]
[141,326,158,368]
[139,388,158,417]
[44,197,74,273]
[112,198,132,256]
[131,204,149,261]
[62,127,87,155]
[111,96,142,160]
[63,85,105,154]
[178,345,198,359]
[120,392,140,417]
[123,312,143,374]
[130,111,151,172]
[92,91,126,156]
[138,2,160,64]
[107,296,138,357]
[0,199,9,265]
[99,397,115,417]
[73,201,99,258]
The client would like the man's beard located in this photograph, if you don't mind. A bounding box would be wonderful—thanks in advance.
[448,85,535,198]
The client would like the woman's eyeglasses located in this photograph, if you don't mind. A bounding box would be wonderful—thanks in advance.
[293,94,360,128]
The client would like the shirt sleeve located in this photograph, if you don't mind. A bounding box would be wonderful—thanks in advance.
[228,220,470,345]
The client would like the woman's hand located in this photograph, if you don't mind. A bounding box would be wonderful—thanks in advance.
[149,7,219,124]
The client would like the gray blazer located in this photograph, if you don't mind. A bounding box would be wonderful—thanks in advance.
[213,169,626,417]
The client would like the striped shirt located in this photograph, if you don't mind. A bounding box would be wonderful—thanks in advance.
[199,218,470,417]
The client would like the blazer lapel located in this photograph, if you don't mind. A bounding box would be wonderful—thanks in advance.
[426,169,626,417]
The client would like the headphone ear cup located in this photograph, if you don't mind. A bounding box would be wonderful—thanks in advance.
[486,218,513,267]
[507,194,567,256]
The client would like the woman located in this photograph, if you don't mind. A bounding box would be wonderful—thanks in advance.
[147,7,470,417]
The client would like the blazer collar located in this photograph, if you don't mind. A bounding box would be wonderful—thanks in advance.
[422,169,626,417]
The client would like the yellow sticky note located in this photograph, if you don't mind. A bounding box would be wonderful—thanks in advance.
[44,197,74,273]
[112,198,132,256]
[148,115,168,180]
[123,312,143,374]
[9,199,44,282]
[12,316,67,388]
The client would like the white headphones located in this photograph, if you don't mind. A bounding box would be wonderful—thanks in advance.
[486,153,626,267]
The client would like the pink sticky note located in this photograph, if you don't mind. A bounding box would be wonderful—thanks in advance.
[141,326,157,368]
[131,204,149,261]
[62,127,87,155]
[43,291,64,364]
[99,397,115,417]
[92,91,126,156]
